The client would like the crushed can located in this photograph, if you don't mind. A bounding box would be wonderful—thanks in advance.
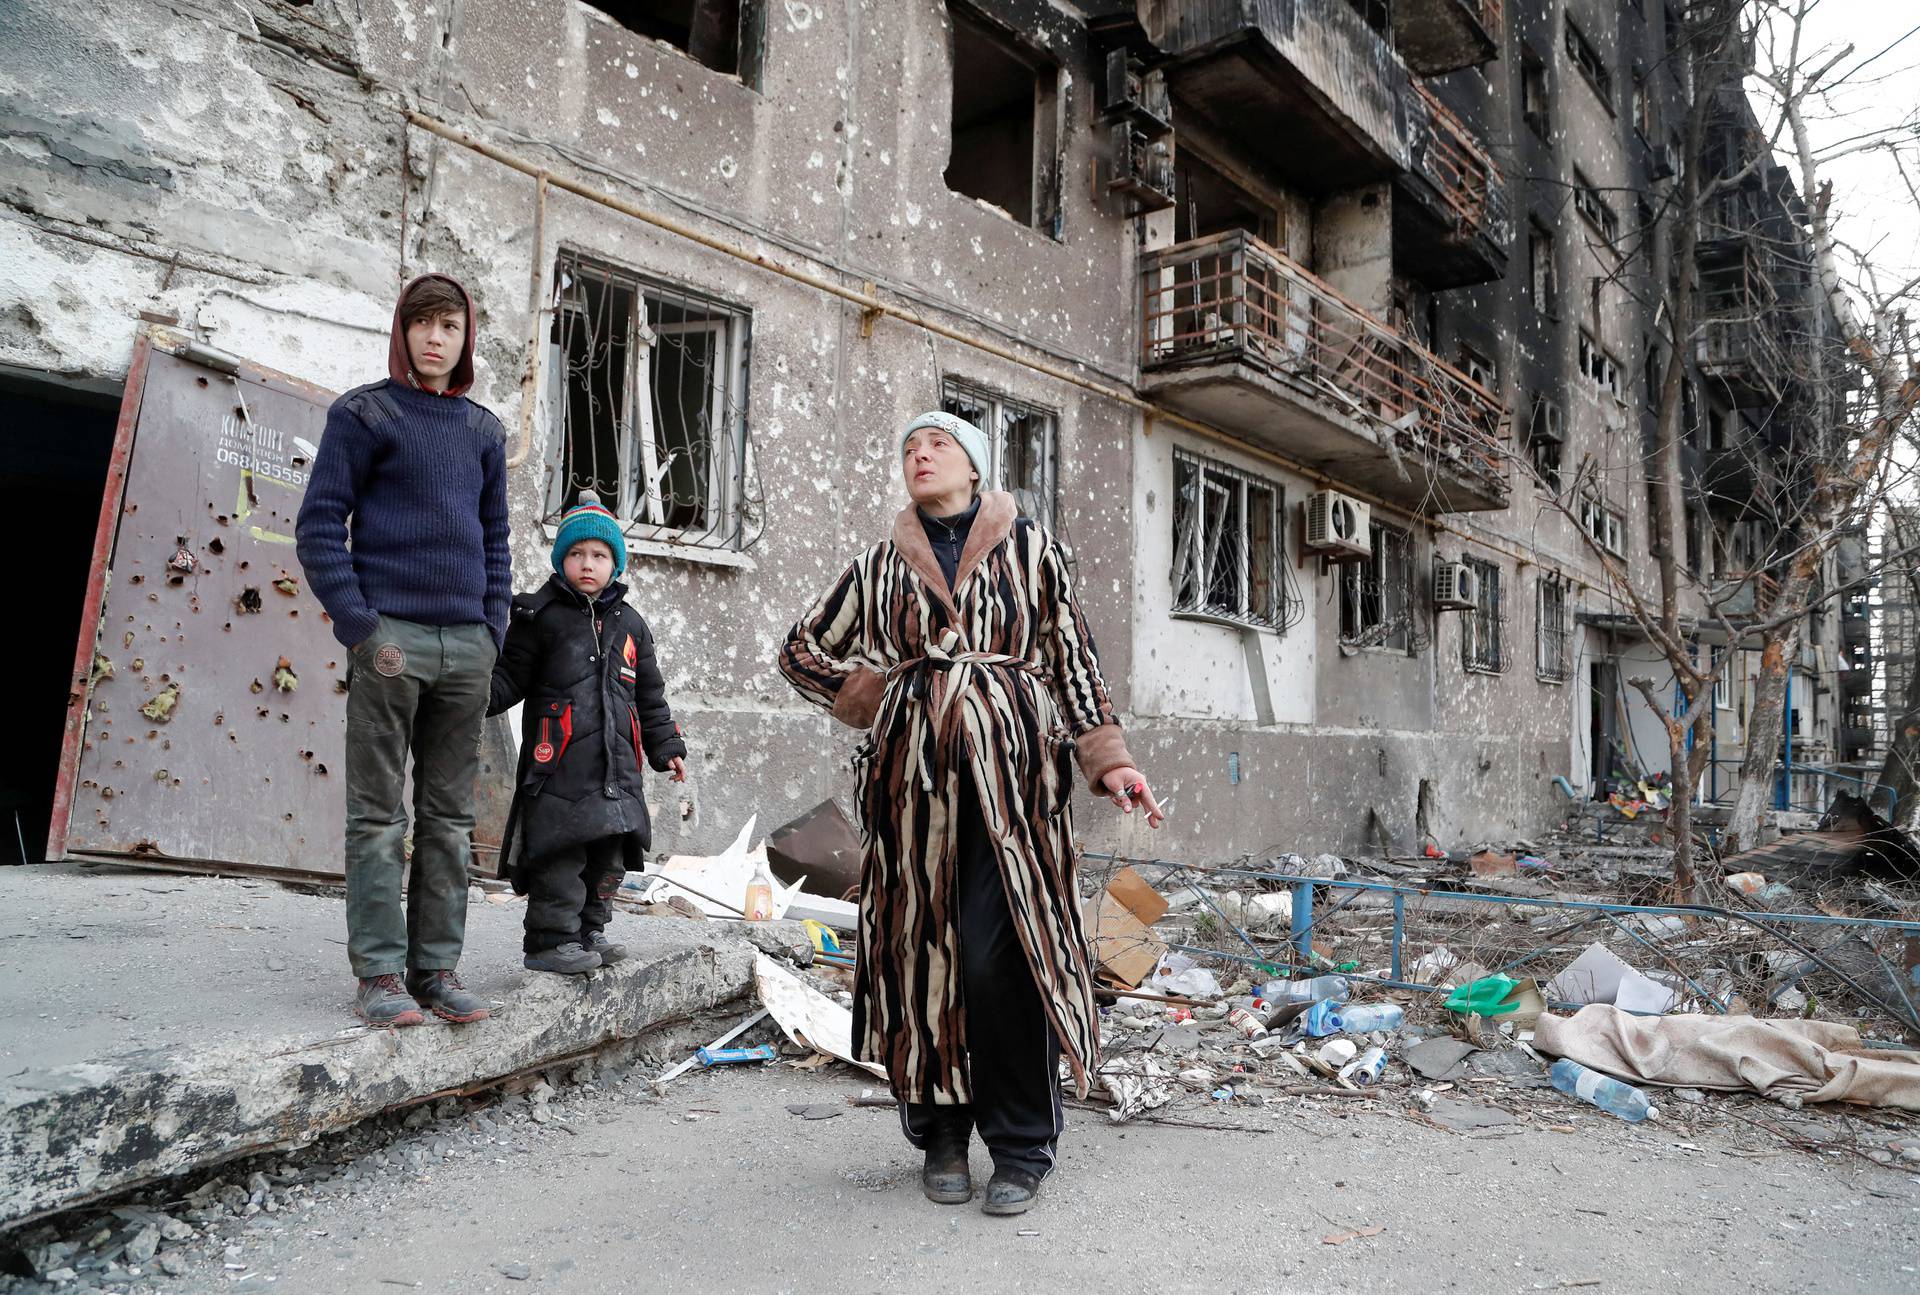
[1226,1006,1270,1040]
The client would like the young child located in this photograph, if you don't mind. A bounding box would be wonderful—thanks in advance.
[296,272,508,1028]
[489,501,687,972]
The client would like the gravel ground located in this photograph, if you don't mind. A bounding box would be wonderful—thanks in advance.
[5,1026,1919,1295]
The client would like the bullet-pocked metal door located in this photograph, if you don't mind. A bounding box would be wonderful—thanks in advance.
[51,332,349,878]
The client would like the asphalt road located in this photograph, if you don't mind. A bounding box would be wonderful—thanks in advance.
[89,1060,1920,1295]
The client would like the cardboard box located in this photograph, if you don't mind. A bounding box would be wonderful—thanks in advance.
[1083,866,1170,988]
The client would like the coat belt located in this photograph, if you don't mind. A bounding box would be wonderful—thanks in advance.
[883,630,1050,792]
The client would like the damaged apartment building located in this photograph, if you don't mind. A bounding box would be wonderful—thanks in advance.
[0,0,1845,879]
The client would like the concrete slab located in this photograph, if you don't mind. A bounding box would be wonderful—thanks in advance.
[0,864,796,1231]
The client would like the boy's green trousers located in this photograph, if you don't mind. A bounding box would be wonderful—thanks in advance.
[342,614,496,979]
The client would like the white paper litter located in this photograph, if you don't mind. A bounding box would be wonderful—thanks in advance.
[1096,1055,1177,1122]
[1545,942,1679,1015]
[753,953,885,1077]
[652,817,804,918]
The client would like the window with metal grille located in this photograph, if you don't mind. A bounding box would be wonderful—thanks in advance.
[939,378,1058,530]
[1564,16,1613,108]
[1536,577,1572,683]
[1171,449,1288,631]
[1462,556,1507,674]
[546,251,761,552]
[1340,523,1415,653]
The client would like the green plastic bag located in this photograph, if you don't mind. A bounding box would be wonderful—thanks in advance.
[1444,975,1522,1017]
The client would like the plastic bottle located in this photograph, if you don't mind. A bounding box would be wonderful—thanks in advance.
[1259,975,1351,1006]
[743,861,774,922]
[1549,1059,1658,1123]
[1302,1000,1404,1037]
[1331,1003,1404,1033]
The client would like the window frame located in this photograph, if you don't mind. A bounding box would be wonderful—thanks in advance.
[1529,221,1559,318]
[1564,16,1615,111]
[1536,577,1573,684]
[938,377,1059,531]
[1461,555,1508,675]
[1527,394,1565,493]
[582,1,767,90]
[1581,493,1627,557]
[1339,521,1417,655]
[1578,329,1624,402]
[1572,168,1621,244]
[1521,43,1553,144]
[1169,447,1287,633]
[943,3,1064,237]
[545,249,756,553]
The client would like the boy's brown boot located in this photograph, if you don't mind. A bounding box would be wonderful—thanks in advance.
[355,975,426,1027]
[407,969,490,1023]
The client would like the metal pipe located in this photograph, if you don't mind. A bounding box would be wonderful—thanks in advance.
[507,171,549,469]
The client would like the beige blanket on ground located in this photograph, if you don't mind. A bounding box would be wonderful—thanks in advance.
[1535,1005,1920,1110]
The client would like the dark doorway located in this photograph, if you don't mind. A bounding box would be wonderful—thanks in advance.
[1589,660,1620,797]
[0,369,119,863]
[946,6,1051,226]
[1175,150,1277,244]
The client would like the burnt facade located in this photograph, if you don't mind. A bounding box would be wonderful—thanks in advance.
[0,0,1841,869]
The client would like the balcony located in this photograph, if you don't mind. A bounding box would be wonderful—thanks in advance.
[1395,0,1501,76]
[1712,570,1782,620]
[1140,230,1509,512]
[1697,316,1788,409]
[1394,83,1510,288]
[1144,0,1410,191]
[1699,443,1775,514]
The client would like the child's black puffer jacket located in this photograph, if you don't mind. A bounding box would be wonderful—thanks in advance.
[488,574,685,887]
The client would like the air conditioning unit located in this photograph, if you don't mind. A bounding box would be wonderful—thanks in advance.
[1305,489,1372,559]
[1434,561,1479,611]
[1101,49,1172,137]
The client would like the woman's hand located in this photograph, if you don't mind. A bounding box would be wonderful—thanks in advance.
[1100,767,1165,828]
[666,756,688,783]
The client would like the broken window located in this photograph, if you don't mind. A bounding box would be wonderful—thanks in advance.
[1522,45,1552,143]
[1529,222,1558,317]
[1632,72,1654,141]
[546,250,758,552]
[586,1,765,87]
[1686,504,1704,575]
[939,378,1057,530]
[945,4,1061,234]
[1170,449,1287,631]
[1572,169,1620,244]
[1536,578,1572,683]
[1713,645,1731,709]
[1527,395,1564,493]
[1581,494,1626,557]
[1340,523,1415,653]
[1459,345,1498,395]
[1578,330,1623,401]
[1564,16,1613,109]
[1461,556,1507,674]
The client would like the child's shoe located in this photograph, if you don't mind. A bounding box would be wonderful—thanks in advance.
[583,931,628,964]
[523,942,602,974]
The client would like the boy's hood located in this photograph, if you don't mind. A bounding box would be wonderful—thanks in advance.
[389,271,477,397]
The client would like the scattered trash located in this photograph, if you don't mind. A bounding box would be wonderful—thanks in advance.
[652,1009,771,1091]
[1086,866,1172,987]
[1469,850,1517,877]
[1403,1036,1478,1082]
[766,798,862,899]
[1304,1001,1404,1037]
[1545,943,1679,1015]
[1724,871,1767,896]
[1322,1225,1386,1246]
[1316,1039,1358,1070]
[1340,1045,1387,1086]
[697,1044,777,1066]
[784,1103,844,1120]
[1259,974,1350,1006]
[753,954,886,1077]
[1443,976,1546,1027]
[1145,951,1222,1001]
[1245,891,1294,928]
[1549,1057,1657,1123]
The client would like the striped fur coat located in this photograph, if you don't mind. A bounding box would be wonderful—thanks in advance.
[778,491,1133,1104]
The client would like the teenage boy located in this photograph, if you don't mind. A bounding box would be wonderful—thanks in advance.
[296,272,510,1028]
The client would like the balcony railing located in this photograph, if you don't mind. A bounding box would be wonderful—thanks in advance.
[1141,230,1506,486]
[1409,81,1510,249]
[1713,570,1783,619]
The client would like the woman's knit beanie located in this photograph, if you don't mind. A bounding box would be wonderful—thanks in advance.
[551,501,627,578]
[900,411,990,488]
